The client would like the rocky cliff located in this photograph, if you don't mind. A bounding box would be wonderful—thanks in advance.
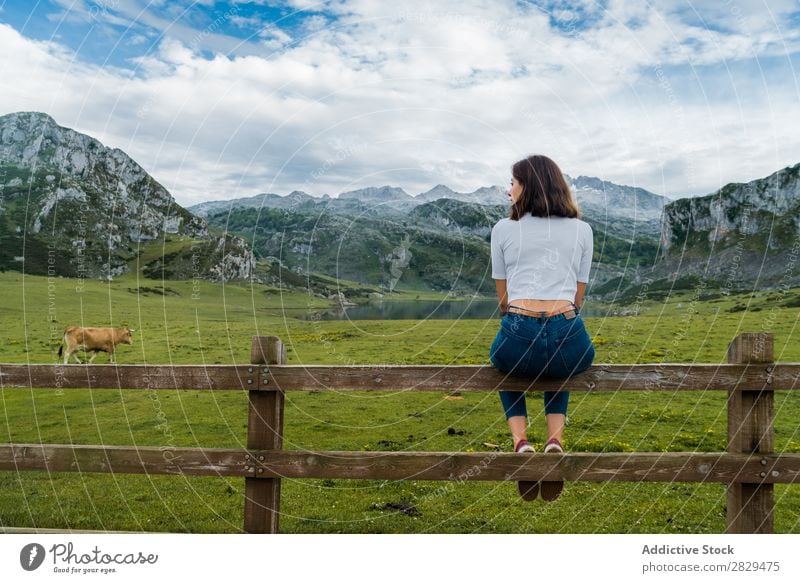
[594,162,800,300]
[661,163,800,254]
[0,112,254,281]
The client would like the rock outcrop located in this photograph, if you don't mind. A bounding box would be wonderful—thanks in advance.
[0,111,253,281]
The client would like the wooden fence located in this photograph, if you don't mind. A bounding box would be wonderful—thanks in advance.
[0,332,798,534]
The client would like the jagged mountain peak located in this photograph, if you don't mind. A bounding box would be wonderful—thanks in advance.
[338,185,412,201]
[420,184,456,195]
[2,111,57,125]
[567,174,667,221]
[188,190,308,217]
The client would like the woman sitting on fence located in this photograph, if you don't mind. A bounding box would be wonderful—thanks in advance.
[489,154,595,501]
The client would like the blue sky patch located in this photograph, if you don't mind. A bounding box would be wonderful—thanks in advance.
[0,0,320,67]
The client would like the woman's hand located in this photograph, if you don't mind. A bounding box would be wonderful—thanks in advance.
[574,282,587,311]
[495,279,509,316]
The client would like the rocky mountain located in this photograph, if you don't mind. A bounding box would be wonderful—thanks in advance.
[660,163,800,253]
[216,202,501,293]
[464,185,509,205]
[209,192,660,294]
[0,110,677,296]
[338,185,414,202]
[189,190,319,218]
[191,173,666,294]
[568,175,666,238]
[594,162,800,300]
[0,112,254,281]
[657,162,800,285]
[417,184,459,202]
[334,185,422,215]
[409,198,506,238]
[189,177,665,234]
[570,176,665,219]
[414,184,510,206]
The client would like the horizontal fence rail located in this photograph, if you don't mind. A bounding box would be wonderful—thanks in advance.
[1,363,798,392]
[1,444,799,484]
[0,332,797,534]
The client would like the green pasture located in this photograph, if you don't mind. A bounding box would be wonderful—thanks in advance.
[1,270,799,533]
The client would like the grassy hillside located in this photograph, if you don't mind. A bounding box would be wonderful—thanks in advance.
[0,272,799,533]
[207,202,660,295]
[210,206,497,293]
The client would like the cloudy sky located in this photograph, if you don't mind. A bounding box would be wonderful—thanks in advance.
[1,0,799,206]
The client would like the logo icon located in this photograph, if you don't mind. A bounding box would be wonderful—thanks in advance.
[20,543,46,571]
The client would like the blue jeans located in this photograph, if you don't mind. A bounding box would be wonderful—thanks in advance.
[489,308,595,419]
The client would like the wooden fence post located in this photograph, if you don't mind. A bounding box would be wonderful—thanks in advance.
[726,332,774,533]
[244,336,286,533]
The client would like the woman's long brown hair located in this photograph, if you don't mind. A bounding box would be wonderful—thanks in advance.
[509,155,580,220]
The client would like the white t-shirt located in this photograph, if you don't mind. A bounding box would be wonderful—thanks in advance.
[491,214,593,302]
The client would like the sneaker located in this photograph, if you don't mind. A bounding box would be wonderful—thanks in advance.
[541,439,564,502]
[544,438,564,454]
[515,439,535,453]
[517,480,539,501]
[514,440,538,501]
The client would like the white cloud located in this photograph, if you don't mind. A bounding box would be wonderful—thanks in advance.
[1,0,799,206]
[258,24,292,49]
[128,33,149,46]
[302,14,330,32]
[230,14,266,28]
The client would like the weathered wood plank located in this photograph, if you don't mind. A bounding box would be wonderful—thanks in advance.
[0,444,250,476]
[727,333,775,534]
[728,391,775,454]
[248,451,800,484]
[1,363,798,392]
[244,336,285,534]
[0,364,262,390]
[2,445,799,484]
[264,363,799,392]
[0,527,140,534]
[727,332,774,364]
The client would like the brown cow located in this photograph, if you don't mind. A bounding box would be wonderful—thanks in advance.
[58,326,134,364]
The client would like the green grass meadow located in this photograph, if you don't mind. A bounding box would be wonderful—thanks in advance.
[1,270,799,533]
